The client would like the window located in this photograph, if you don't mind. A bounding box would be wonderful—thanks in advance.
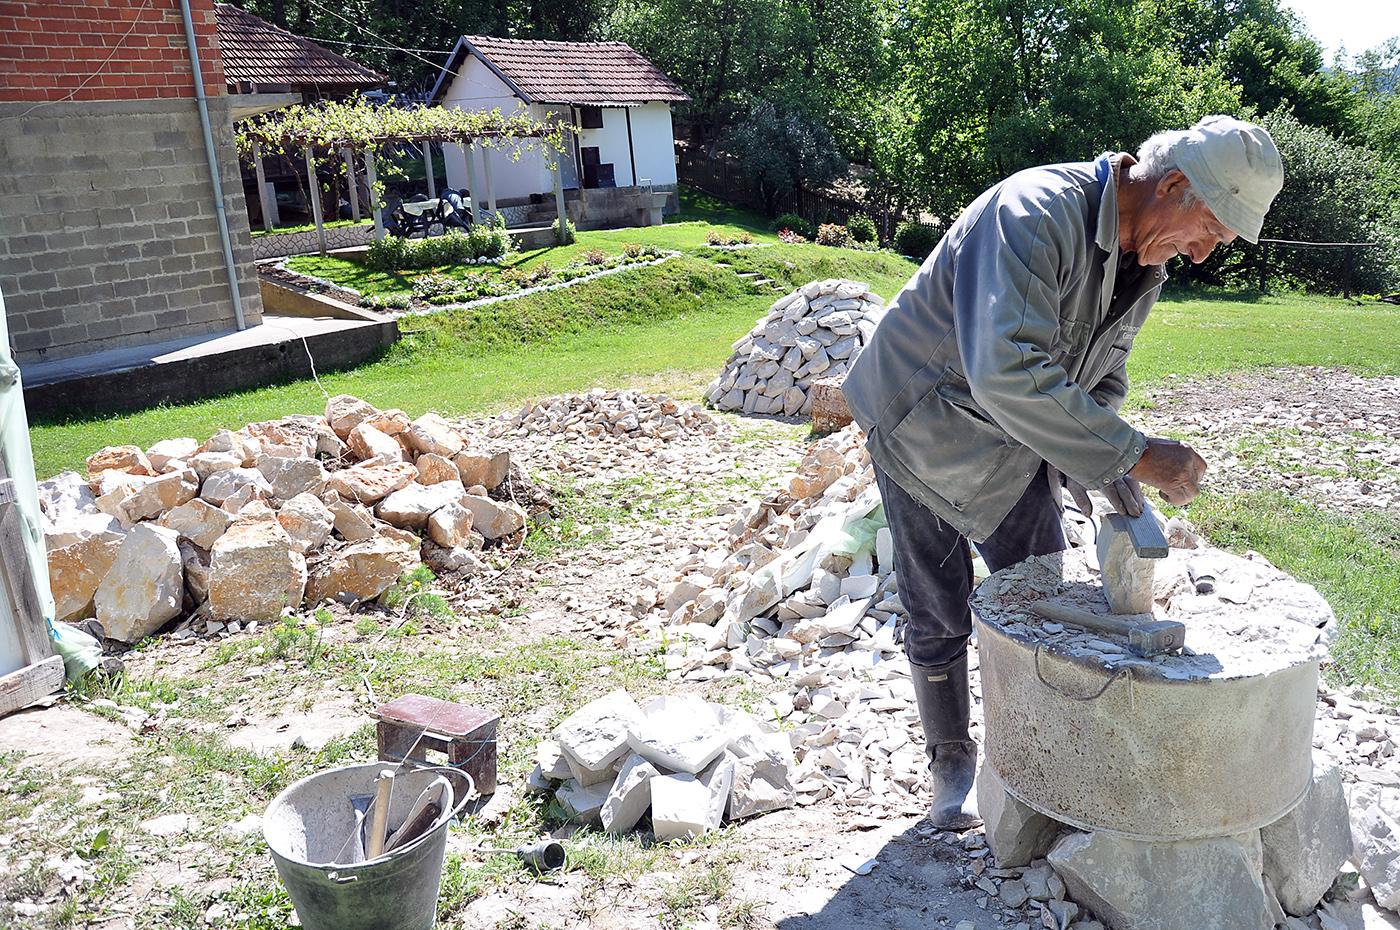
[579,106,604,129]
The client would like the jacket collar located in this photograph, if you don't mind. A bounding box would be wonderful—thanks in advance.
[1094,152,1122,253]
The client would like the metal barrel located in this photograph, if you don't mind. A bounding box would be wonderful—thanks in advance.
[263,763,475,930]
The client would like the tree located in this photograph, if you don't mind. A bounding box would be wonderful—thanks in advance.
[720,100,846,213]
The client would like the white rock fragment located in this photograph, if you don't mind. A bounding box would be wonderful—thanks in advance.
[553,689,644,775]
[601,753,659,835]
[651,753,736,842]
[627,694,728,775]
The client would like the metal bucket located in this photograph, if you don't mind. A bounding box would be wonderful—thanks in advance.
[975,617,1317,841]
[263,764,475,930]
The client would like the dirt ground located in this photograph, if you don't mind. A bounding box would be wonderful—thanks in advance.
[2,371,1397,930]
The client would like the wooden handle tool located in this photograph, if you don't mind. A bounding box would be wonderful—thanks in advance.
[365,769,395,859]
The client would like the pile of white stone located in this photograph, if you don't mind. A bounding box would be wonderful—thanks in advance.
[704,279,885,417]
[39,394,527,645]
[487,389,716,443]
[527,689,795,839]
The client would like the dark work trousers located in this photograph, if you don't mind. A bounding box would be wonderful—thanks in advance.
[874,462,1068,667]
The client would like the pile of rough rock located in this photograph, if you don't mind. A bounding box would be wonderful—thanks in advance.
[39,395,527,644]
[487,389,716,444]
[528,689,795,839]
[704,279,886,417]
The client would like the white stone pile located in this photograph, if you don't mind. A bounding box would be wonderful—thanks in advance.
[39,394,527,644]
[487,389,717,444]
[704,279,886,416]
[527,689,796,839]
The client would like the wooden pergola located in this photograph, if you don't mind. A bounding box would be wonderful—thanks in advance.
[237,99,573,252]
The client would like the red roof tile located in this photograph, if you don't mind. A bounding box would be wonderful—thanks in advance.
[216,3,384,92]
[436,35,689,106]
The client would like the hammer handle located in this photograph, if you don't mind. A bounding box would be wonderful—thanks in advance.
[1031,601,1145,638]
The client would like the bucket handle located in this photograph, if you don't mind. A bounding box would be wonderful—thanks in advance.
[325,871,359,884]
[413,765,478,820]
[1033,644,1134,704]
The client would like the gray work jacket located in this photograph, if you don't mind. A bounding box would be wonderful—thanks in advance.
[844,153,1165,542]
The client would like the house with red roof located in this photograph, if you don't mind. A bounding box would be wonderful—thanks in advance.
[429,36,689,227]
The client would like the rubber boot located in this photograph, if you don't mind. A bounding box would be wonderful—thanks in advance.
[910,653,982,831]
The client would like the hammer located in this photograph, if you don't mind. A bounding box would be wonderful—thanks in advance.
[1031,600,1185,657]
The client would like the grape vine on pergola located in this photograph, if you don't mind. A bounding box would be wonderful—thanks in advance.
[236,99,574,250]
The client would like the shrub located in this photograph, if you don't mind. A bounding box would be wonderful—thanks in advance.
[893,221,942,259]
[362,292,410,311]
[366,224,515,272]
[771,212,814,238]
[847,213,877,244]
[410,273,462,300]
[778,228,808,244]
[552,216,576,244]
[705,230,758,246]
[580,248,608,266]
[622,242,644,258]
[816,223,852,247]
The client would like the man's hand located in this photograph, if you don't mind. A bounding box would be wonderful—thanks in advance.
[1129,437,1207,505]
[1048,468,1146,517]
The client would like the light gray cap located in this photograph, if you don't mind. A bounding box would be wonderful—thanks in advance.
[1174,115,1284,243]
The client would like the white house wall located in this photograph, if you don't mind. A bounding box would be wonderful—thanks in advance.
[440,55,546,202]
[627,102,679,187]
[572,106,637,187]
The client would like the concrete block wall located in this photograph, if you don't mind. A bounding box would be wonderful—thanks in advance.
[0,0,263,365]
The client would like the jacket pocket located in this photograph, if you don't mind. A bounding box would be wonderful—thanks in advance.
[884,366,1018,512]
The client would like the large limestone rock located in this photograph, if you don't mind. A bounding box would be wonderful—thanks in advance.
[326,462,417,504]
[306,537,419,604]
[554,689,644,776]
[602,753,658,835]
[427,501,474,548]
[652,753,737,842]
[327,496,378,542]
[86,445,152,481]
[117,467,198,523]
[277,493,335,554]
[94,524,183,643]
[208,515,307,621]
[1260,764,1352,916]
[1352,785,1400,912]
[453,451,509,491]
[179,539,211,604]
[459,495,525,540]
[348,423,403,464]
[257,455,327,501]
[415,453,459,485]
[326,394,380,440]
[978,767,1062,868]
[403,413,465,458]
[199,428,256,465]
[366,408,410,436]
[726,728,797,820]
[37,471,98,524]
[627,694,728,774]
[159,498,232,550]
[1048,830,1277,930]
[47,516,126,622]
[201,467,272,506]
[145,437,198,473]
[188,451,243,483]
[375,481,466,529]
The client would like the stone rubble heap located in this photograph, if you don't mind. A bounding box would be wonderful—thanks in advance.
[704,279,886,417]
[527,689,795,839]
[39,395,527,645]
[486,389,717,443]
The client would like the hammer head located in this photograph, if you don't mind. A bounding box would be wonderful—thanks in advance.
[1127,619,1187,657]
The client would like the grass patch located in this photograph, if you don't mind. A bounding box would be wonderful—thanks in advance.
[1187,491,1400,698]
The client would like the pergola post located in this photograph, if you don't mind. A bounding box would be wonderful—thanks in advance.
[305,146,326,256]
[480,145,497,223]
[552,158,567,243]
[364,149,385,240]
[423,141,436,200]
[463,142,480,226]
[251,140,273,232]
[342,147,361,222]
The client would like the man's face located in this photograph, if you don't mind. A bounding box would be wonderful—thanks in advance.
[1131,170,1237,266]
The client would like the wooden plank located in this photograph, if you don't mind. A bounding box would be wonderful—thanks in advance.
[0,654,63,718]
[0,456,53,665]
[1104,502,1170,559]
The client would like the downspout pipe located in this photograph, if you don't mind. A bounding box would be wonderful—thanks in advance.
[178,0,247,330]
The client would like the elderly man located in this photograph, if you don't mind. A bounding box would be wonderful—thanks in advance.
[843,116,1284,829]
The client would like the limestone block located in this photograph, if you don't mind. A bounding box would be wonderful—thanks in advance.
[47,517,125,622]
[325,394,380,440]
[201,467,271,506]
[365,408,409,436]
[222,480,271,515]
[278,493,335,554]
[1352,786,1400,912]
[536,740,573,780]
[200,428,256,464]
[627,694,729,775]
[453,451,510,491]
[327,496,378,541]
[188,451,244,483]
[459,495,525,540]
[208,515,307,621]
[1048,830,1277,930]
[376,481,466,529]
[37,471,98,523]
[159,498,232,550]
[977,768,1061,868]
[94,524,183,643]
[326,462,417,504]
[553,689,644,773]
[602,753,658,835]
[257,455,327,501]
[403,413,465,457]
[557,778,611,826]
[415,452,460,485]
[179,539,211,604]
[1096,516,1156,614]
[348,423,403,464]
[652,753,737,841]
[146,438,198,472]
[1260,764,1352,915]
[306,536,419,604]
[427,501,475,548]
[118,467,199,523]
[727,729,796,819]
[86,444,152,481]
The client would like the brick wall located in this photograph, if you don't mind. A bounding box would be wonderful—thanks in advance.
[0,0,225,103]
[0,1,264,366]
